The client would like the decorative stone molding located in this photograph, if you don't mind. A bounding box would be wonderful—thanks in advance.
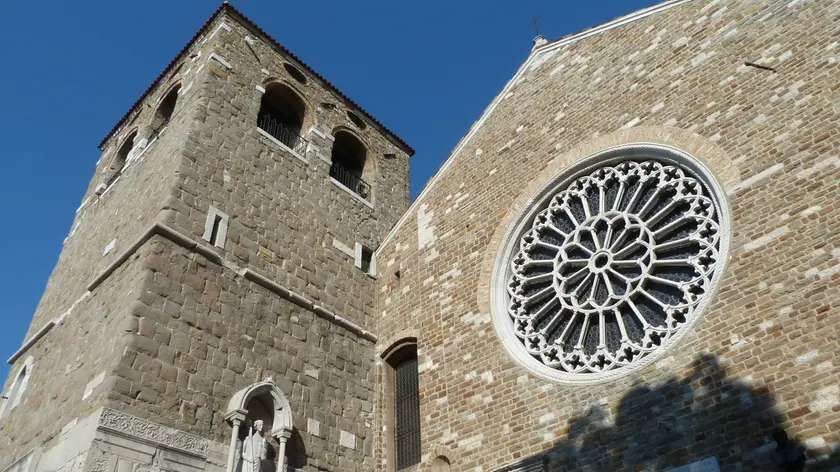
[0,448,40,472]
[377,331,420,358]
[98,408,209,457]
[376,1,718,252]
[7,321,55,364]
[421,446,459,472]
[225,380,293,472]
[208,53,233,70]
[242,268,377,342]
[87,222,222,292]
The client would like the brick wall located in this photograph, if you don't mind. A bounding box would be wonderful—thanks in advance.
[375,1,840,470]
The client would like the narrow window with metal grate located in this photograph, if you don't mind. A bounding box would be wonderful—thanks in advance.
[394,352,421,470]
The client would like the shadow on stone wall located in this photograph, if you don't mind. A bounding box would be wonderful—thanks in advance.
[258,428,307,472]
[286,428,308,470]
[503,354,839,471]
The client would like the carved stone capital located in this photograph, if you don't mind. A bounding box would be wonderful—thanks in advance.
[272,428,292,442]
[225,409,248,425]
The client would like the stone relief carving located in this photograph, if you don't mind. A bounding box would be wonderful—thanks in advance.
[98,408,209,456]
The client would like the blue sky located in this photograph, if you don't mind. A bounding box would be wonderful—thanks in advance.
[0,0,658,381]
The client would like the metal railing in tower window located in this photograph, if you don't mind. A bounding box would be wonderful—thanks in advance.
[330,160,372,202]
[149,119,170,140]
[257,109,307,155]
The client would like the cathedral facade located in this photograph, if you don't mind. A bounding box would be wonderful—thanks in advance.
[3,1,840,471]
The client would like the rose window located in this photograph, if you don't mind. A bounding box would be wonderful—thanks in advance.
[501,156,727,380]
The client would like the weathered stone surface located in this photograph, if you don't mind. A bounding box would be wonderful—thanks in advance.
[5,1,840,472]
[0,5,407,472]
[375,1,840,471]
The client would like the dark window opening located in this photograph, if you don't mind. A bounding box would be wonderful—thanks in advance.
[393,349,421,470]
[330,131,370,200]
[347,111,367,130]
[151,85,181,136]
[283,63,307,84]
[258,82,307,155]
[113,131,137,171]
[209,214,223,246]
[360,246,374,274]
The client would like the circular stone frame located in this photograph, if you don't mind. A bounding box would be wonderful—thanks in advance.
[489,143,732,385]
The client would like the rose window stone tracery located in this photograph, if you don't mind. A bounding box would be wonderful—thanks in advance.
[504,158,724,378]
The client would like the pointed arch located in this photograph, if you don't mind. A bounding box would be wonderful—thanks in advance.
[330,128,373,200]
[226,378,293,435]
[113,129,138,170]
[381,338,421,470]
[225,379,294,472]
[150,83,182,135]
[257,80,308,154]
[1,356,34,419]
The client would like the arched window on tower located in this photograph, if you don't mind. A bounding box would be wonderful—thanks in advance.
[1,357,33,419]
[113,131,137,171]
[257,82,307,155]
[383,339,421,471]
[330,131,370,201]
[150,85,181,136]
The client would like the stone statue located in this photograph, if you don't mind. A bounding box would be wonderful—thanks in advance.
[240,420,267,472]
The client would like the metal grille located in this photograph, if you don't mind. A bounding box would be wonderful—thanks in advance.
[395,355,421,470]
[330,160,371,201]
[495,455,548,472]
[257,108,307,155]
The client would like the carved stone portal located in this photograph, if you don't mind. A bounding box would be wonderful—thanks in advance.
[225,379,293,472]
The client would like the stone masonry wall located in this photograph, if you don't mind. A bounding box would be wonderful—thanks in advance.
[90,11,412,470]
[1,24,220,471]
[3,7,410,472]
[0,258,147,471]
[166,12,410,329]
[106,237,378,471]
[375,1,840,470]
[15,24,218,343]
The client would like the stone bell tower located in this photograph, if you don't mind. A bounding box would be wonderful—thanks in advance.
[0,4,412,472]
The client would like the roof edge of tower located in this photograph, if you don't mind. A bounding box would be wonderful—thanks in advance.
[98,3,415,156]
[375,0,695,255]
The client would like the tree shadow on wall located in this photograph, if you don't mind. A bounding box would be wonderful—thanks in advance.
[507,353,840,471]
